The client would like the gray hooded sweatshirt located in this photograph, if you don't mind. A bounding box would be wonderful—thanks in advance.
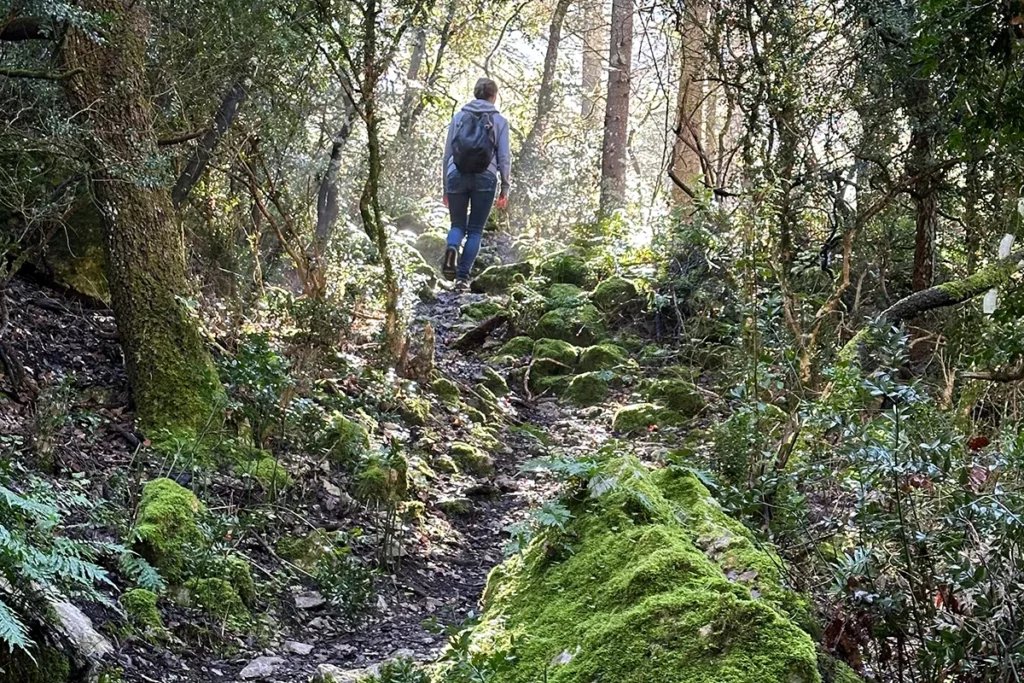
[442,99,511,195]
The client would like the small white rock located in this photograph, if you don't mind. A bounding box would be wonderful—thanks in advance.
[295,591,326,609]
[238,655,284,680]
[314,663,364,683]
[284,640,314,656]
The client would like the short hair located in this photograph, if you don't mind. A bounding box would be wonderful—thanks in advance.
[474,77,498,101]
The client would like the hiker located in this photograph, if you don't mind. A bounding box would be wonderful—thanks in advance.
[441,77,511,289]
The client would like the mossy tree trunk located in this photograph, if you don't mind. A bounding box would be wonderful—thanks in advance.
[63,0,223,434]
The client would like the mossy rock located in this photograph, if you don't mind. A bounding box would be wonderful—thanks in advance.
[226,556,256,606]
[121,588,163,630]
[464,404,487,424]
[241,455,293,493]
[533,338,580,368]
[434,454,459,474]
[443,456,822,683]
[431,377,461,406]
[414,231,448,266]
[354,454,409,504]
[537,251,595,287]
[644,379,706,417]
[436,497,474,517]
[276,529,335,572]
[185,577,249,626]
[470,384,501,418]
[534,304,606,346]
[612,403,685,434]
[530,374,570,397]
[133,478,205,584]
[480,366,509,397]
[497,336,536,358]
[400,395,432,426]
[545,283,586,308]
[591,276,640,313]
[327,413,371,467]
[450,442,494,476]
[471,262,534,294]
[578,344,629,373]
[461,300,504,321]
[563,372,612,407]
[0,644,71,683]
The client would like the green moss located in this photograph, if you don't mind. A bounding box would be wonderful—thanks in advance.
[450,442,494,476]
[480,367,509,397]
[471,262,535,294]
[563,372,612,406]
[497,336,536,357]
[437,497,474,517]
[276,529,335,571]
[645,379,706,417]
[471,384,501,418]
[0,644,71,683]
[818,654,862,683]
[242,455,293,493]
[446,456,821,683]
[185,577,249,626]
[401,395,432,426]
[327,412,371,467]
[462,300,504,321]
[121,588,163,630]
[226,556,256,606]
[591,276,640,313]
[434,454,459,474]
[534,304,607,346]
[431,377,462,406]
[533,339,580,367]
[578,344,629,372]
[133,478,205,584]
[464,404,487,424]
[414,231,448,265]
[538,252,595,287]
[354,454,409,504]
[612,403,685,434]
[546,283,586,308]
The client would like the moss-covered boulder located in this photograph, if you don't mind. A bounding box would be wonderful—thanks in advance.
[612,403,685,434]
[241,455,293,493]
[445,457,822,683]
[591,275,640,313]
[479,366,509,397]
[185,577,249,626]
[534,304,606,346]
[354,454,410,504]
[545,283,586,308]
[645,379,706,417]
[462,300,504,321]
[530,339,580,389]
[400,395,432,426]
[563,372,612,406]
[133,478,205,584]
[431,377,461,406]
[121,588,163,630]
[226,556,256,606]
[414,231,448,266]
[471,262,534,294]
[450,442,494,476]
[276,529,335,572]
[538,252,595,288]
[533,338,580,368]
[327,413,371,467]
[0,644,71,683]
[497,336,535,358]
[578,344,629,373]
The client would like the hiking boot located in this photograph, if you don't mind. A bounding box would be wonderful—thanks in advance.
[454,279,469,293]
[442,247,458,281]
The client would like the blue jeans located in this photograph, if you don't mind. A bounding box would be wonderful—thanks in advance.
[445,170,496,280]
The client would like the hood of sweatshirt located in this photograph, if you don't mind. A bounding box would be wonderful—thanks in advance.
[462,99,499,114]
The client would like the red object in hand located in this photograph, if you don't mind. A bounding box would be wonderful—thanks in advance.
[968,436,990,451]
[443,195,449,207]
[496,194,508,210]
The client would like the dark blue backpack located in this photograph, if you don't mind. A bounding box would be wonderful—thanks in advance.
[452,111,495,174]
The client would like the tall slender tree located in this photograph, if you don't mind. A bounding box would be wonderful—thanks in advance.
[580,0,606,119]
[670,0,707,204]
[598,0,633,216]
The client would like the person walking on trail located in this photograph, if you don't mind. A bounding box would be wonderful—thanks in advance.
[441,77,511,290]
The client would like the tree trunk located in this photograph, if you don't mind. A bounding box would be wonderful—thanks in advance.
[513,0,571,222]
[599,0,632,216]
[580,0,605,119]
[63,0,222,434]
[670,0,706,204]
[397,28,428,140]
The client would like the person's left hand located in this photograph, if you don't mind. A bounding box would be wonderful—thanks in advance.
[496,193,508,210]
[443,194,449,208]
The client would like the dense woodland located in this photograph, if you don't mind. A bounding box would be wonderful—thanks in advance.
[2,0,1024,681]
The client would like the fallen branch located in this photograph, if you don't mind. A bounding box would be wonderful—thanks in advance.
[961,365,1024,383]
[0,66,83,80]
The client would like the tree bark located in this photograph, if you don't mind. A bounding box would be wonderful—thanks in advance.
[599,0,632,216]
[670,0,706,204]
[513,0,571,221]
[397,28,428,140]
[63,0,223,434]
[580,0,605,119]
